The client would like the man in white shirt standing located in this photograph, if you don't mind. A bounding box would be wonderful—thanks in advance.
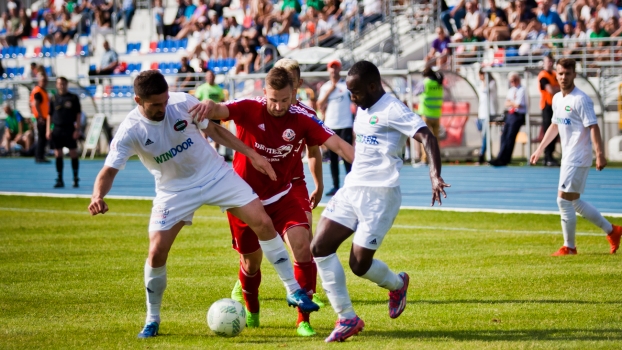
[311,61,450,342]
[490,72,526,166]
[530,58,621,256]
[88,70,321,339]
[318,60,353,196]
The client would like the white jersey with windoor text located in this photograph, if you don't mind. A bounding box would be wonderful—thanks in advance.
[104,92,225,192]
[552,87,598,167]
[344,93,427,188]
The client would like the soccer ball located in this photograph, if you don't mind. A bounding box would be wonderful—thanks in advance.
[207,298,246,337]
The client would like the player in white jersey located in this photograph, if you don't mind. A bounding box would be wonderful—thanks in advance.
[88,71,321,339]
[530,58,621,256]
[310,61,450,342]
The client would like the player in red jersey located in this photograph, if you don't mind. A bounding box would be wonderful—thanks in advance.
[197,67,354,336]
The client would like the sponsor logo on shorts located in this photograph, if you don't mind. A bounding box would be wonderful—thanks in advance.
[326,199,336,213]
[554,117,571,125]
[561,184,566,189]
[356,134,379,145]
[151,220,166,225]
[369,115,379,125]
[369,238,377,245]
[152,205,169,215]
[153,138,194,164]
[282,129,296,142]
[174,119,188,132]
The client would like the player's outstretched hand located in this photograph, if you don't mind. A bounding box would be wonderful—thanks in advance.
[309,187,323,209]
[89,197,109,215]
[249,154,277,181]
[529,149,542,165]
[431,176,450,206]
[596,154,607,171]
[189,100,214,123]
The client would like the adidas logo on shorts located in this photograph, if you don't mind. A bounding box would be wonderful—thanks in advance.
[369,238,377,245]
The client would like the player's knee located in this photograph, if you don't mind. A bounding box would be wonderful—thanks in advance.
[349,257,371,277]
[310,237,327,258]
[148,246,169,267]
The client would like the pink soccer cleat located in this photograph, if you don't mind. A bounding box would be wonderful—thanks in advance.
[389,272,410,319]
[324,316,365,342]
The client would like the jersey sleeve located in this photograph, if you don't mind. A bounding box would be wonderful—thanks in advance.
[224,99,259,127]
[576,95,598,127]
[104,126,136,170]
[303,116,334,146]
[389,102,427,137]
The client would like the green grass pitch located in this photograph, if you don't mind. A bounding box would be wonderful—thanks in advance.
[1,195,621,349]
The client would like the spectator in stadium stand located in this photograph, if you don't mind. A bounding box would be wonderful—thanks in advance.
[476,68,498,165]
[154,0,165,40]
[588,18,609,51]
[361,0,383,29]
[441,0,466,36]
[337,0,359,30]
[579,0,597,23]
[537,0,565,35]
[90,4,114,48]
[120,0,136,30]
[254,35,277,72]
[489,72,526,167]
[30,72,51,164]
[88,40,119,85]
[478,0,510,41]
[220,16,243,58]
[425,27,451,68]
[234,36,258,74]
[464,1,485,34]
[163,0,187,37]
[597,0,620,22]
[49,77,82,188]
[518,18,547,56]
[414,67,444,167]
[194,69,228,158]
[509,0,535,30]
[176,56,197,92]
[316,11,343,47]
[0,7,20,47]
[317,59,353,196]
[538,53,561,167]
[2,103,34,154]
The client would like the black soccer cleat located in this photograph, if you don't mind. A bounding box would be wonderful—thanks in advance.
[54,179,65,188]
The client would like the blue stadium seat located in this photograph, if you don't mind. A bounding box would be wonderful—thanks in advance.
[44,66,52,76]
[156,41,164,53]
[80,44,90,56]
[86,85,97,97]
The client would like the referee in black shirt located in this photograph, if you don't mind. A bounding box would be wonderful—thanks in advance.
[48,77,82,188]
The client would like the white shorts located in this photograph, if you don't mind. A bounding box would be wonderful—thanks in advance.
[321,186,401,250]
[149,167,258,232]
[558,165,589,194]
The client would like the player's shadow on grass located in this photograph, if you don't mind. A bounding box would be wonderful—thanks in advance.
[363,328,622,341]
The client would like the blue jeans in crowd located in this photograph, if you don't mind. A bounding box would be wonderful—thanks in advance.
[440,7,466,36]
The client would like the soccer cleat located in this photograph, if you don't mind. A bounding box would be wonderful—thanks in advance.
[606,225,621,254]
[296,321,317,337]
[388,272,409,319]
[54,179,64,188]
[551,246,578,256]
[312,293,325,308]
[73,178,79,188]
[287,289,319,313]
[137,321,159,338]
[246,307,260,328]
[325,316,365,342]
[231,279,243,304]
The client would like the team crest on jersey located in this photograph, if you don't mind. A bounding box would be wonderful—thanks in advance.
[565,106,572,112]
[282,129,296,142]
[174,119,188,132]
[369,115,379,125]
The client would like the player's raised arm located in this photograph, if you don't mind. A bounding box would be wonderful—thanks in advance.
[203,121,277,181]
[323,134,355,164]
[188,99,230,123]
[413,127,450,206]
[89,166,119,215]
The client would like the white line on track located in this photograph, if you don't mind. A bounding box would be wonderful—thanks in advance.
[0,207,605,236]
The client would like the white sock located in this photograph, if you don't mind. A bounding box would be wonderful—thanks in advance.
[144,261,167,324]
[315,253,356,320]
[258,236,300,294]
[360,259,404,291]
[573,199,614,234]
[557,197,577,249]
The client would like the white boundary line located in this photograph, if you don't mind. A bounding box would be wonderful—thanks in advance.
[1,191,621,218]
[0,207,605,236]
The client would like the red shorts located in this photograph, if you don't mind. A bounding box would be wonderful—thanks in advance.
[228,190,309,255]
[290,179,312,213]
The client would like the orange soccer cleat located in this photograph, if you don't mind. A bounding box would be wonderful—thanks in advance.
[551,246,578,256]
[606,225,621,254]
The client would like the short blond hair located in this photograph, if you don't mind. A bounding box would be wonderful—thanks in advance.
[274,58,300,80]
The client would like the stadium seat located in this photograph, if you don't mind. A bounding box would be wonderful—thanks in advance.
[150,62,159,70]
[439,102,470,148]
[149,41,157,53]
[33,46,42,57]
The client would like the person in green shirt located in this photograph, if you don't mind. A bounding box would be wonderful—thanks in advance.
[588,19,609,49]
[2,103,33,152]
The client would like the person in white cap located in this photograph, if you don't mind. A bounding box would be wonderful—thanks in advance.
[317,59,354,196]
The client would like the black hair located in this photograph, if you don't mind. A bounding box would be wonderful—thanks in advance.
[56,76,69,84]
[347,60,381,85]
[423,67,444,85]
[134,70,169,98]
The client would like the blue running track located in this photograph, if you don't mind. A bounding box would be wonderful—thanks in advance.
[1,158,621,215]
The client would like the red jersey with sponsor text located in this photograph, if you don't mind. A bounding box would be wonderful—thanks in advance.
[292,101,319,181]
[225,97,333,201]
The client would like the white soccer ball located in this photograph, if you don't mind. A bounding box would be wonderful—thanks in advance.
[207,298,246,337]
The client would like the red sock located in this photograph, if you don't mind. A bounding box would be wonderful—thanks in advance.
[294,261,317,325]
[239,265,261,313]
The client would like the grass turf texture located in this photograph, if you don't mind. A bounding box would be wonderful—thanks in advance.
[1,195,621,349]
